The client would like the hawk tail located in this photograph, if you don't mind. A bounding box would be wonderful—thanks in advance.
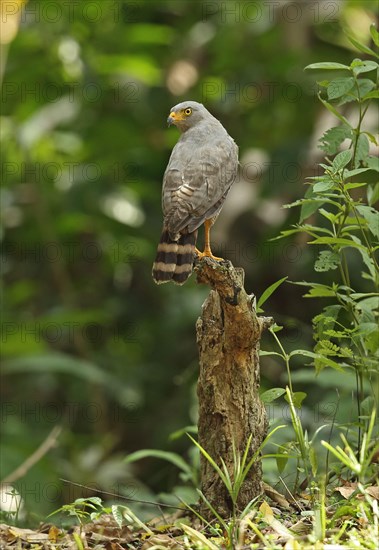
[152,229,197,285]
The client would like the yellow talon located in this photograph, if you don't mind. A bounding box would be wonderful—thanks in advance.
[196,248,223,261]
[195,220,224,261]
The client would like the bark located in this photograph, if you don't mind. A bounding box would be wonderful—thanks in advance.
[195,257,274,518]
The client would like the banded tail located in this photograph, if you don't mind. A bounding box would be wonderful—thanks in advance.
[152,229,197,285]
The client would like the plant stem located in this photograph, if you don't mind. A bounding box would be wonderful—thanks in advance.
[271,329,293,394]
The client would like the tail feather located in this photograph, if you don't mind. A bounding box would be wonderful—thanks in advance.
[152,229,197,285]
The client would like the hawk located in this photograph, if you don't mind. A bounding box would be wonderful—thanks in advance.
[152,101,239,285]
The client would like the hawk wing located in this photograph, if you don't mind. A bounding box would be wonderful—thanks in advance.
[162,137,238,237]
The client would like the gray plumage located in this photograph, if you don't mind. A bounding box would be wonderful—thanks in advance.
[152,101,239,285]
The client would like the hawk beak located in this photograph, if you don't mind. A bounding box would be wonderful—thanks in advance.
[167,112,177,126]
[167,111,185,126]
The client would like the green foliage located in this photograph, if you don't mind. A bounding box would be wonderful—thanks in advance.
[2,2,379,540]
[48,497,105,526]
[111,504,153,534]
[48,494,155,535]
[125,448,198,487]
[280,49,379,389]
[262,30,379,506]
[321,408,378,484]
[257,277,288,312]
[186,427,285,550]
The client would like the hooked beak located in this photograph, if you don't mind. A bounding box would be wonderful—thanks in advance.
[167,112,176,126]
[167,111,183,126]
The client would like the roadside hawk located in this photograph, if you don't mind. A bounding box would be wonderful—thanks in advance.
[152,101,239,285]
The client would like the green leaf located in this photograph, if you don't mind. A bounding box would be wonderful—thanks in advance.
[259,350,284,357]
[276,446,289,474]
[289,349,317,359]
[283,197,309,208]
[349,292,379,300]
[356,296,379,315]
[113,505,152,534]
[169,425,197,440]
[313,180,335,193]
[181,523,219,550]
[308,236,364,249]
[309,447,318,477]
[319,125,352,155]
[305,62,350,71]
[336,92,357,107]
[1,352,134,406]
[355,79,376,99]
[297,223,334,236]
[370,24,379,47]
[367,183,379,206]
[344,182,367,191]
[327,78,355,100]
[365,327,379,354]
[261,388,286,403]
[300,200,326,223]
[351,236,376,282]
[77,497,102,508]
[112,505,124,529]
[350,60,379,75]
[313,355,345,374]
[354,134,370,166]
[299,186,325,222]
[344,167,371,178]
[318,94,350,125]
[187,435,227,492]
[362,90,379,101]
[272,228,303,240]
[346,34,379,59]
[284,391,307,409]
[314,250,340,272]
[366,157,379,172]
[269,323,283,333]
[313,305,342,342]
[319,208,338,223]
[304,287,336,298]
[356,322,379,336]
[257,277,288,309]
[2,353,109,383]
[124,449,193,477]
[332,150,352,172]
[355,205,379,239]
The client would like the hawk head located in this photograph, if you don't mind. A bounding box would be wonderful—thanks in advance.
[167,101,210,132]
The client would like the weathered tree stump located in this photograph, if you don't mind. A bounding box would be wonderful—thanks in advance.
[195,257,273,518]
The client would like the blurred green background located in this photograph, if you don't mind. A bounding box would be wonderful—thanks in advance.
[1,0,377,522]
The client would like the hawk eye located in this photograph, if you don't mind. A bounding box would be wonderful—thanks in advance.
[184,108,192,116]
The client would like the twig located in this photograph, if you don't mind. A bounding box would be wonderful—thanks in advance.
[2,425,62,484]
[59,479,186,511]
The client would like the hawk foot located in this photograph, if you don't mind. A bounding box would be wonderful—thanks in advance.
[195,247,223,262]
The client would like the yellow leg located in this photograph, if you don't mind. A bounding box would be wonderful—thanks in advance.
[196,219,223,261]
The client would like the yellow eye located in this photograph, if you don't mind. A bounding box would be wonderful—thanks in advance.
[184,108,192,116]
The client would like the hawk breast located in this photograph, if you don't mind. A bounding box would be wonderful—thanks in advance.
[162,130,238,237]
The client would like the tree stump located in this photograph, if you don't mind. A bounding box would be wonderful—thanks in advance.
[195,257,273,518]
